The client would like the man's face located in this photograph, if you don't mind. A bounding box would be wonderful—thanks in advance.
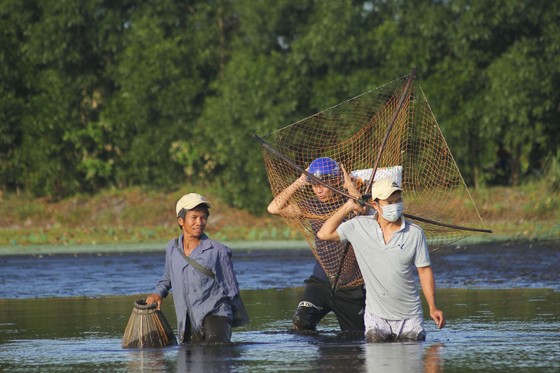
[311,178,339,202]
[178,206,208,237]
[374,191,403,213]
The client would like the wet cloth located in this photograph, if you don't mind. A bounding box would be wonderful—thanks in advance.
[154,233,240,343]
[185,314,232,343]
[364,310,425,342]
[336,214,430,320]
[293,275,365,331]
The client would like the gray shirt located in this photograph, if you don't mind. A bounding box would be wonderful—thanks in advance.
[336,214,430,320]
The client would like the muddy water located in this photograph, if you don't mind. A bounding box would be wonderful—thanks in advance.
[0,241,559,372]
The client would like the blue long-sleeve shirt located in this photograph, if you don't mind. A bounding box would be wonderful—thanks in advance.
[154,233,240,343]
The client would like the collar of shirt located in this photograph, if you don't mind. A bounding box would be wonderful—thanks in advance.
[179,233,214,250]
[372,212,406,242]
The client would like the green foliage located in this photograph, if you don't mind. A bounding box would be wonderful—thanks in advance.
[0,0,558,213]
[544,150,560,192]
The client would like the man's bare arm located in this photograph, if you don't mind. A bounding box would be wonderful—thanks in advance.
[267,173,306,218]
[417,265,446,329]
[317,199,358,241]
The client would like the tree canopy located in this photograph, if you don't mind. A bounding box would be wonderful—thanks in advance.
[1,0,558,213]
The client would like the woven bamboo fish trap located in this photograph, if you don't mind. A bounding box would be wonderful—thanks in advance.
[122,299,177,348]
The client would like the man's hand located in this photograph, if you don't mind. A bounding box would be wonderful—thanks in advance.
[430,308,446,329]
[146,294,163,310]
[340,163,360,199]
[296,169,308,187]
[345,196,366,216]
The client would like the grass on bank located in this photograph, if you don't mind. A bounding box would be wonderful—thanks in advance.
[0,182,559,248]
[0,187,299,247]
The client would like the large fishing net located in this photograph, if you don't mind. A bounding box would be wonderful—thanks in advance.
[256,70,489,289]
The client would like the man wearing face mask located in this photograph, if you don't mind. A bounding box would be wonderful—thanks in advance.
[317,178,446,342]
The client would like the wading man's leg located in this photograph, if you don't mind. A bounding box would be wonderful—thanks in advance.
[292,276,331,331]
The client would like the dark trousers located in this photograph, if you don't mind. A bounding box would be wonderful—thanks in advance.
[184,314,232,343]
[293,276,365,332]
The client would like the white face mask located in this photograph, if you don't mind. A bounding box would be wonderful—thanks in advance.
[380,202,404,222]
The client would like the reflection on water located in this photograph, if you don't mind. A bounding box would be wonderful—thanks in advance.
[1,288,559,372]
[362,342,438,372]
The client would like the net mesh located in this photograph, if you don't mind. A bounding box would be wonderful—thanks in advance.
[258,72,488,288]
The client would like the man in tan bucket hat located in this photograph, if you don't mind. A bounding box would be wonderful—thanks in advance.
[146,193,244,343]
[318,178,446,342]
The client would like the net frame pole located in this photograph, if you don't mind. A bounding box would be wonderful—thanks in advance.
[331,242,351,292]
[332,68,414,291]
[365,68,416,193]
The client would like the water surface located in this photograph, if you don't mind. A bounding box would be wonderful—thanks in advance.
[0,242,559,372]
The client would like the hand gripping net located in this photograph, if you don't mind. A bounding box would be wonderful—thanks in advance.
[257,71,489,289]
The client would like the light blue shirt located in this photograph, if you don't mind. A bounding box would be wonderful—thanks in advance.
[337,214,430,320]
[154,233,240,343]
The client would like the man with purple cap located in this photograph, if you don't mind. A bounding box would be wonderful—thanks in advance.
[318,178,446,342]
[146,193,243,343]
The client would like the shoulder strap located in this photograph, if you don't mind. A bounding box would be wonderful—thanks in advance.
[175,238,216,279]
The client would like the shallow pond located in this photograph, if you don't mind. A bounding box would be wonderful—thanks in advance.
[0,242,559,372]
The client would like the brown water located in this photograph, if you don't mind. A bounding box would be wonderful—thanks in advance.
[0,242,559,372]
